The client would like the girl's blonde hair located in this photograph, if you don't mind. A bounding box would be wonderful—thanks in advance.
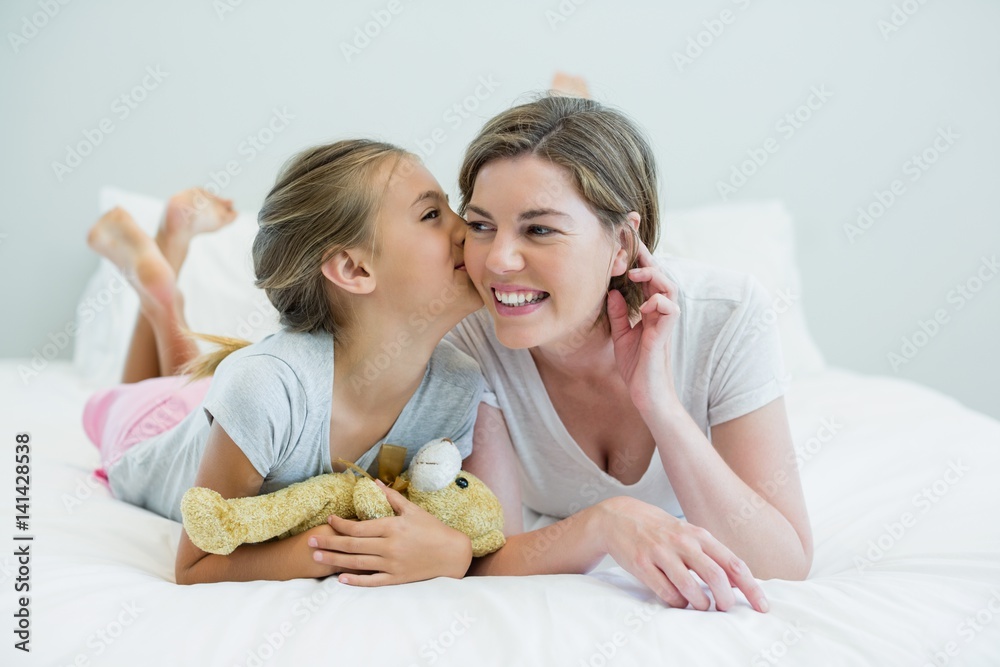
[182,139,408,379]
[458,95,660,318]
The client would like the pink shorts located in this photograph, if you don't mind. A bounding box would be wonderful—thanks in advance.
[82,375,212,488]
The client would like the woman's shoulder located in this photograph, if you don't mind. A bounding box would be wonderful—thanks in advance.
[427,338,485,394]
[443,308,511,365]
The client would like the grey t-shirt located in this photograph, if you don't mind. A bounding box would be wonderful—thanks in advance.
[107,328,484,523]
[444,254,792,519]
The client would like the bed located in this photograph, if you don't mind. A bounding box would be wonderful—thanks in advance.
[5,191,999,666]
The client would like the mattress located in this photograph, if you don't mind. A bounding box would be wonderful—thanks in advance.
[2,360,999,666]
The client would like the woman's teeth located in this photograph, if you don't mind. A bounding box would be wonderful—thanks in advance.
[493,289,548,307]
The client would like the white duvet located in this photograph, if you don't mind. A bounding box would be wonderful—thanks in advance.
[3,360,999,667]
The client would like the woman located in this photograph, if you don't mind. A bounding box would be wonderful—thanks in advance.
[323,88,813,614]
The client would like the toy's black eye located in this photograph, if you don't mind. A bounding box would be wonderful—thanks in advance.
[455,477,469,489]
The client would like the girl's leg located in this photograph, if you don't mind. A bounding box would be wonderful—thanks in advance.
[550,71,591,98]
[121,310,161,384]
[87,190,236,382]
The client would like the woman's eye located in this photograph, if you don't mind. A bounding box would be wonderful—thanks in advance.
[422,209,440,221]
[465,220,492,233]
[528,225,554,236]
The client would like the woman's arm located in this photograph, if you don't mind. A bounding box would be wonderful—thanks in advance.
[647,397,813,581]
[462,403,524,537]
[462,405,769,613]
[615,244,812,581]
[175,420,340,584]
[462,404,605,576]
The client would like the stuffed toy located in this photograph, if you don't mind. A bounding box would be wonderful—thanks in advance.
[180,438,506,558]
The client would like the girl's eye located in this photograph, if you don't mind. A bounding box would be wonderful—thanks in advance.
[422,209,440,221]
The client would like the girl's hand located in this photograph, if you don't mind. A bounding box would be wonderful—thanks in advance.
[607,242,682,417]
[294,524,372,579]
[308,481,473,586]
[598,496,769,613]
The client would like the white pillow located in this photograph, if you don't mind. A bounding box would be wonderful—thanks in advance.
[74,190,824,386]
[658,199,826,379]
[73,187,281,387]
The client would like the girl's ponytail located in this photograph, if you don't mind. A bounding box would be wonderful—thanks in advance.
[178,331,252,380]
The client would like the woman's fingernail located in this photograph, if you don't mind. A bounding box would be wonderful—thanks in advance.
[339,574,349,584]
[759,599,770,613]
[308,537,317,547]
[313,551,323,562]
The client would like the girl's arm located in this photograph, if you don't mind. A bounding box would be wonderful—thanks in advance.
[175,420,341,584]
[305,411,496,585]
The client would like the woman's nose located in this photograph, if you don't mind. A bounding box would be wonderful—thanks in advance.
[484,232,524,274]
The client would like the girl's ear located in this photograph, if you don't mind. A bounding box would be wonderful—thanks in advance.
[610,211,641,277]
[321,249,376,295]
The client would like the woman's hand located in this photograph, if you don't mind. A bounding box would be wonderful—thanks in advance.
[607,242,682,416]
[308,480,473,586]
[598,496,769,613]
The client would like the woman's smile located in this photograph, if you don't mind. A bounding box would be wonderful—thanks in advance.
[491,284,550,315]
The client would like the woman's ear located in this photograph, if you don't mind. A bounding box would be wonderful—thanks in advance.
[321,249,376,295]
[610,211,641,277]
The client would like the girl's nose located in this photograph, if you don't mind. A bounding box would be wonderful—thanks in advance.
[449,210,467,246]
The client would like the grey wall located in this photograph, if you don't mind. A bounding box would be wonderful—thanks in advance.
[2,0,998,418]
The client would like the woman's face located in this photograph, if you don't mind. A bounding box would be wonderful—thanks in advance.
[372,158,482,334]
[463,154,629,349]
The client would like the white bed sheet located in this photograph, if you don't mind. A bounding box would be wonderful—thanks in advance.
[2,360,999,666]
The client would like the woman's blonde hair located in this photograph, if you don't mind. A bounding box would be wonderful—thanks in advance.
[182,139,408,379]
[458,95,660,318]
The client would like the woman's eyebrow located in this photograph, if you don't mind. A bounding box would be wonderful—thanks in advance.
[519,208,569,221]
[467,204,493,220]
[466,205,569,222]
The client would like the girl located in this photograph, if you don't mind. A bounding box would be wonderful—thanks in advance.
[82,140,487,585]
[321,84,813,613]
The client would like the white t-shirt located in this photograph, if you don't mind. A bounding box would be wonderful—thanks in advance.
[445,254,792,520]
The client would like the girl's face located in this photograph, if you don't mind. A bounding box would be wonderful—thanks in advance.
[463,154,629,350]
[372,158,482,334]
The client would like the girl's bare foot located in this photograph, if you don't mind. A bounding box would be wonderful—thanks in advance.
[87,207,179,323]
[550,71,591,99]
[156,188,238,271]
